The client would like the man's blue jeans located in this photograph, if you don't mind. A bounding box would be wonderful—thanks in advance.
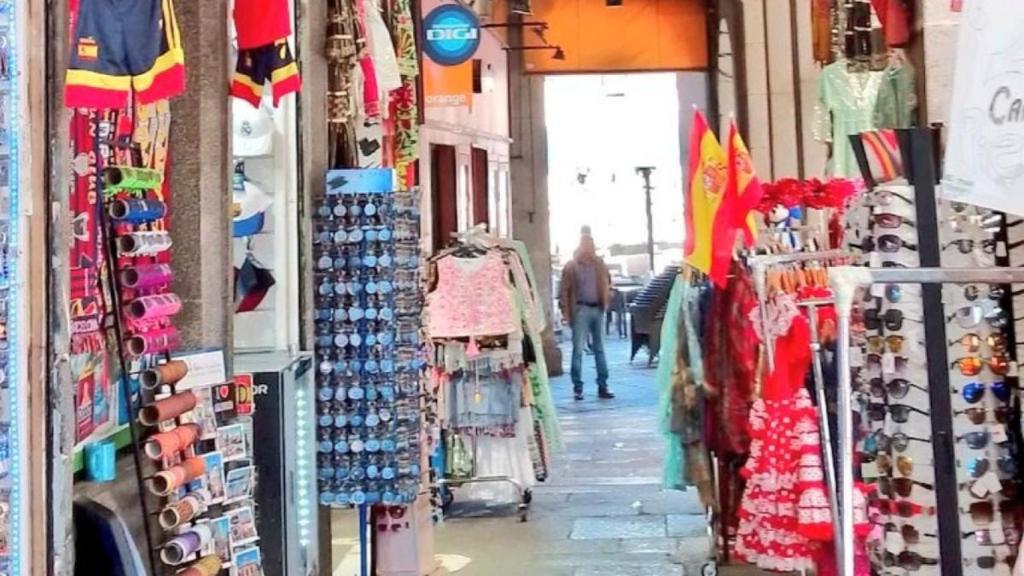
[571,304,608,393]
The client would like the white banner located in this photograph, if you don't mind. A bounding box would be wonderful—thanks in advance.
[942,0,1024,215]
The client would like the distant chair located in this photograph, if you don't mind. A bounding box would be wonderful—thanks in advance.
[606,288,628,339]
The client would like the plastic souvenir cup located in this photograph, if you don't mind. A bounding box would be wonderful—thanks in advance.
[84,439,117,482]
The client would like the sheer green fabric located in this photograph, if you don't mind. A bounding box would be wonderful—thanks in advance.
[658,276,687,489]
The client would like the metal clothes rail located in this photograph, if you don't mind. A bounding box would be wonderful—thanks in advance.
[829,266,1024,576]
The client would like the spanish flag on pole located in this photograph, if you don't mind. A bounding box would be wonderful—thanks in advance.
[683,110,728,276]
[708,120,764,286]
[727,120,763,246]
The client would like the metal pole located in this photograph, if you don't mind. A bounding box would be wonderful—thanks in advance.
[803,303,841,576]
[359,504,369,576]
[636,167,656,272]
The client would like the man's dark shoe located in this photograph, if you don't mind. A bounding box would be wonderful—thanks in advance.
[598,390,615,399]
[574,392,585,401]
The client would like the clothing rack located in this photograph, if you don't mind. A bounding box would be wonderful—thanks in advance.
[748,249,853,371]
[831,265,1024,576]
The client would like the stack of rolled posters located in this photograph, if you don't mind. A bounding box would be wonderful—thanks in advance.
[150,457,206,496]
[160,524,213,565]
[102,166,164,191]
[140,359,189,390]
[127,293,182,321]
[126,326,180,356]
[139,391,197,426]
[117,231,172,256]
[144,424,201,460]
[120,263,174,290]
[108,198,167,224]
[159,493,206,529]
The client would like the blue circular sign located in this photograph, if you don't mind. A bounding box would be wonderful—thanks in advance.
[423,4,481,66]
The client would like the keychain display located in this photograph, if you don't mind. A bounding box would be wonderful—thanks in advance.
[314,169,425,507]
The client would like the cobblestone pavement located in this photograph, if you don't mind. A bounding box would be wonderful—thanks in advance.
[333,337,771,576]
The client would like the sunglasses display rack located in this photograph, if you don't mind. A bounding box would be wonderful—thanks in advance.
[313,169,424,517]
[0,1,21,572]
[834,127,1024,575]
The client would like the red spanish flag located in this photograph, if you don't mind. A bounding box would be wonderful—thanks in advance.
[708,120,763,286]
[684,110,728,276]
[727,120,764,246]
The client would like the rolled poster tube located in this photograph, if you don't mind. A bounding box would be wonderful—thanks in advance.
[140,359,188,390]
[102,166,164,191]
[108,198,167,224]
[139,391,197,426]
[120,264,173,290]
[117,231,172,257]
[127,294,182,321]
[126,326,180,357]
[160,524,212,565]
[178,555,222,576]
[149,457,206,496]
[158,493,205,529]
[144,423,201,460]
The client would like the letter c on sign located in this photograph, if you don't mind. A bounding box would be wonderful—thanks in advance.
[991,86,1011,125]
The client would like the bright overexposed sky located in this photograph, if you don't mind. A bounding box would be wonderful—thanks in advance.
[544,73,689,258]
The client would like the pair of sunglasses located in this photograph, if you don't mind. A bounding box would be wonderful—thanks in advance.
[872,189,913,206]
[965,284,1006,302]
[967,456,1019,479]
[951,356,1010,377]
[868,402,929,423]
[956,431,1008,450]
[948,305,1008,329]
[963,500,1023,526]
[878,477,933,498]
[872,213,916,229]
[867,353,909,373]
[950,333,1007,354]
[877,453,916,476]
[885,523,934,546]
[955,406,1011,425]
[868,377,926,400]
[968,556,1016,570]
[876,499,936,518]
[963,527,1023,547]
[865,431,930,454]
[861,234,918,253]
[866,334,914,354]
[865,309,919,331]
[958,381,1012,404]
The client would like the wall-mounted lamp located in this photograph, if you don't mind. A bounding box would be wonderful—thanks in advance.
[505,45,565,61]
[510,0,533,15]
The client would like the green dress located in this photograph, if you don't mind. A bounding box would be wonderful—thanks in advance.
[816,59,916,177]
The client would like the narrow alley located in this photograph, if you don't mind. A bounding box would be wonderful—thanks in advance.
[430,337,715,576]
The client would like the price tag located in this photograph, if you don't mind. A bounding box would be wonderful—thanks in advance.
[997,240,1009,258]
[969,477,991,499]
[849,346,865,368]
[869,252,882,268]
[990,424,1009,445]
[950,0,963,12]
[871,283,885,298]
[881,352,897,375]
[861,461,879,478]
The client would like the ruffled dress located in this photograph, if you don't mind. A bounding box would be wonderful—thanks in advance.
[735,298,834,572]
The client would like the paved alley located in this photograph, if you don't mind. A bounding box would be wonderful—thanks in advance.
[432,337,717,576]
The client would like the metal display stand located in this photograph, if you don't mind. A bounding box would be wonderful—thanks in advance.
[831,266,1024,575]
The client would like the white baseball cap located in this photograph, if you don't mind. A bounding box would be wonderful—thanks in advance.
[232,176,273,237]
[232,98,275,158]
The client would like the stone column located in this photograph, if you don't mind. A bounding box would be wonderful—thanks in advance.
[169,0,234,353]
[507,23,562,375]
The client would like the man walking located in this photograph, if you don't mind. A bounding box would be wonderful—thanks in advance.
[560,234,614,401]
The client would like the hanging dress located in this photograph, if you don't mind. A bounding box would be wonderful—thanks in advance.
[735,297,834,572]
[427,251,518,339]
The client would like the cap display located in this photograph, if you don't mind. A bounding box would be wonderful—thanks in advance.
[232,99,275,158]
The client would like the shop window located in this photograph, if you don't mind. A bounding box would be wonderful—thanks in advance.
[471,148,489,228]
[431,144,458,252]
